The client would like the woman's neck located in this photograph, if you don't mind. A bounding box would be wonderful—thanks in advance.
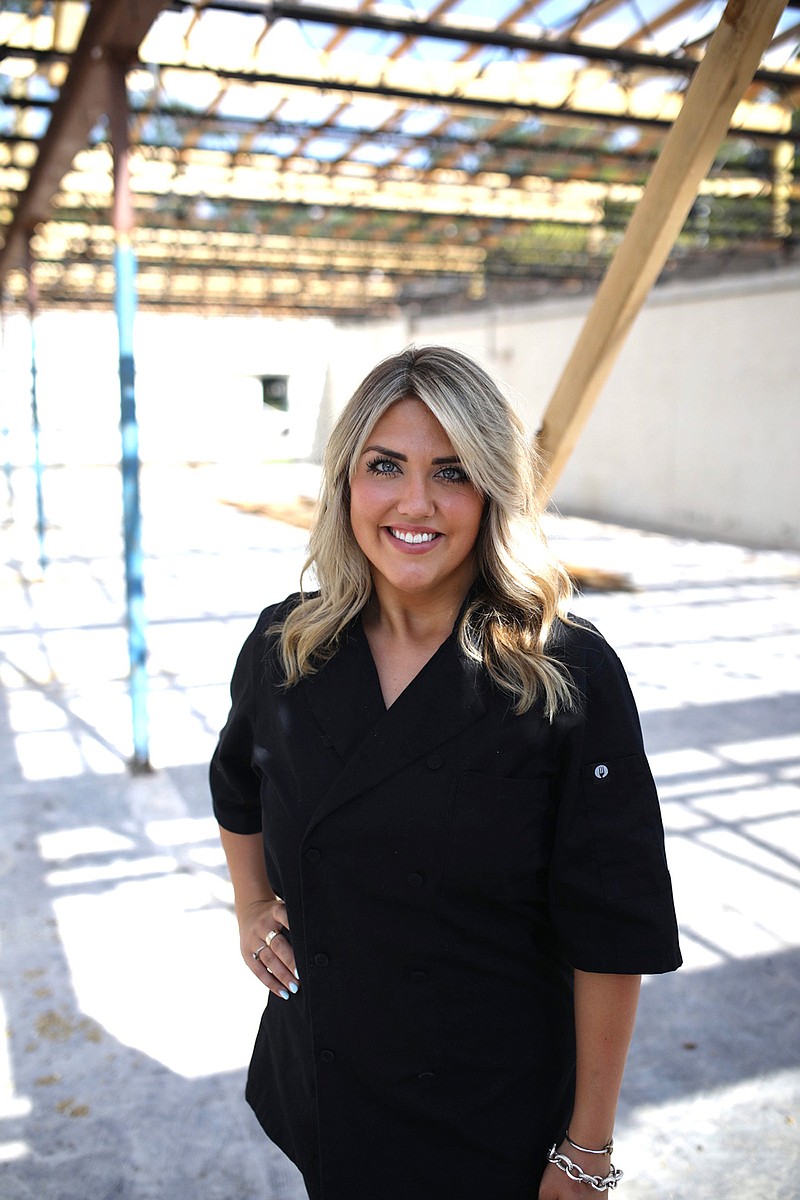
[363,583,470,645]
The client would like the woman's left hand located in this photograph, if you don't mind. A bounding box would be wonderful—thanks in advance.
[240,895,299,998]
[538,1140,611,1199]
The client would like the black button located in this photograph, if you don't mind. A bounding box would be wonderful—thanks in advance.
[314,953,330,968]
[418,1071,434,1081]
[426,754,443,770]
[410,971,427,983]
[407,872,424,888]
[321,735,333,748]
[305,847,321,863]
[320,1049,335,1063]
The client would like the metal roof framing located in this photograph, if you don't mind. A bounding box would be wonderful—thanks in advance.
[197,0,799,88]
[1,0,798,316]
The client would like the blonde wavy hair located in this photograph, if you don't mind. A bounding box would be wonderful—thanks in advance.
[277,344,576,717]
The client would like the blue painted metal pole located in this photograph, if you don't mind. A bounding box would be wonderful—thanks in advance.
[26,247,47,572]
[109,59,150,772]
[115,236,150,770]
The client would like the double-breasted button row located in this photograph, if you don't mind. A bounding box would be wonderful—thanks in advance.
[314,953,330,967]
[319,1049,335,1063]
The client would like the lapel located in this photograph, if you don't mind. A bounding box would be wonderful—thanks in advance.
[302,617,487,834]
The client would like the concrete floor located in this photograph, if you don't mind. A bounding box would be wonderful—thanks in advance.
[1,461,799,1199]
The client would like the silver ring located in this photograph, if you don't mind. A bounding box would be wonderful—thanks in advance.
[265,928,279,947]
[252,944,268,962]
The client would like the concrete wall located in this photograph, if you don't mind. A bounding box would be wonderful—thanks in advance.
[3,268,797,550]
[326,268,800,550]
[0,310,335,467]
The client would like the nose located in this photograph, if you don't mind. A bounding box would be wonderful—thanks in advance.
[396,470,435,518]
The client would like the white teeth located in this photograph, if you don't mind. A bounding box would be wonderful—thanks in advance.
[391,528,437,544]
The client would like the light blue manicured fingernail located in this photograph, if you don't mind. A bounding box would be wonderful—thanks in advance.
[293,968,300,981]
[279,988,290,1000]
[288,982,299,994]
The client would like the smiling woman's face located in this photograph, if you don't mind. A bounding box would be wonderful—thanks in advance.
[349,398,485,606]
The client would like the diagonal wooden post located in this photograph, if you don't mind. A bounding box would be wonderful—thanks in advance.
[537,0,788,491]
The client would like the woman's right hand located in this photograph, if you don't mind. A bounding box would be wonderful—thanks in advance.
[238,897,300,1000]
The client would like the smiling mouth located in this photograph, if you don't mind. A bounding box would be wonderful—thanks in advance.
[388,528,441,545]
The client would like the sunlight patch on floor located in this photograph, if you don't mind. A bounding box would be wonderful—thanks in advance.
[51,874,268,1079]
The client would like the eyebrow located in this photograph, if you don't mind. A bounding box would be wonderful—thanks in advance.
[363,444,461,465]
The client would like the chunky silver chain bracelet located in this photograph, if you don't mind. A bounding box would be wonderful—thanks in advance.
[547,1145,623,1192]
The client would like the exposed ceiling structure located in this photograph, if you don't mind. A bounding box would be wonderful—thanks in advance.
[1,0,799,318]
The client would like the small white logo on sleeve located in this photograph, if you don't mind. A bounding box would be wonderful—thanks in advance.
[594,764,609,780]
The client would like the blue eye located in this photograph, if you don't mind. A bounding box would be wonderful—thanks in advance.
[436,464,469,484]
[366,456,400,476]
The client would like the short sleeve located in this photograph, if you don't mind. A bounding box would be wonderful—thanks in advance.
[549,631,682,975]
[210,610,274,835]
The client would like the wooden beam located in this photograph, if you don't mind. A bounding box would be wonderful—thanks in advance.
[0,0,168,283]
[536,0,789,491]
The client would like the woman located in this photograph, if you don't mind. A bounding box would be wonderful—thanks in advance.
[211,344,681,1200]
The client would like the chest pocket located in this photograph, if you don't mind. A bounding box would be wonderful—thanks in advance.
[441,772,553,902]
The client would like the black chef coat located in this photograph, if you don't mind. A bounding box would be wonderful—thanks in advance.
[210,594,681,1200]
